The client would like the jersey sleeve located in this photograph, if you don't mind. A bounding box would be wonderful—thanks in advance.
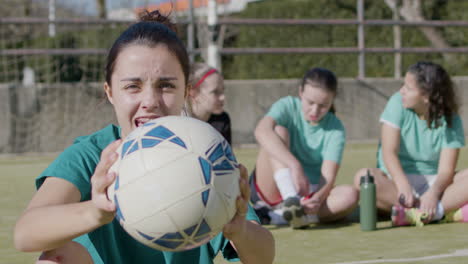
[323,124,346,164]
[380,92,405,129]
[443,115,465,149]
[265,97,293,128]
[36,143,99,201]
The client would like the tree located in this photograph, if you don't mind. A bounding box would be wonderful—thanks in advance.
[384,0,455,63]
[96,0,107,19]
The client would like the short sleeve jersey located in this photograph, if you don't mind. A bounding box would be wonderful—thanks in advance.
[36,124,259,264]
[266,96,346,184]
[377,92,465,175]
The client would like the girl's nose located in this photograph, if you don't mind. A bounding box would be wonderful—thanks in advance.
[310,105,319,115]
[141,88,160,110]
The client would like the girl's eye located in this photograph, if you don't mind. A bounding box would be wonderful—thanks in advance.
[160,82,175,89]
[125,84,140,90]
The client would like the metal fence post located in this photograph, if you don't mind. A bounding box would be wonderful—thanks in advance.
[188,0,195,63]
[357,0,365,79]
[392,2,402,79]
[48,0,56,37]
[207,0,220,70]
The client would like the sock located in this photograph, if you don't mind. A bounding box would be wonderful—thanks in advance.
[433,201,444,221]
[273,168,298,199]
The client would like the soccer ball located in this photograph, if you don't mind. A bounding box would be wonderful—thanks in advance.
[107,116,240,252]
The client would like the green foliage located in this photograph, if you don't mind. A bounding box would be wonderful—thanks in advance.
[1,24,128,83]
[3,0,468,81]
[222,0,468,79]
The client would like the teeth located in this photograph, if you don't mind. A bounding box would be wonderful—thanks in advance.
[135,118,154,127]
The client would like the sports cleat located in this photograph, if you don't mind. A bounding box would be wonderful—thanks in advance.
[391,205,428,227]
[440,204,468,223]
[252,200,272,225]
[282,197,303,220]
[282,197,318,229]
[268,208,288,225]
[289,213,319,229]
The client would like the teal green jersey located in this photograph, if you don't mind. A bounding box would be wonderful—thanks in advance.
[266,96,346,184]
[377,92,465,175]
[36,124,259,264]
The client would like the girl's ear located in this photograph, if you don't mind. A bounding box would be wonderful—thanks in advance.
[422,92,430,104]
[104,82,114,105]
[188,84,198,98]
[184,84,190,99]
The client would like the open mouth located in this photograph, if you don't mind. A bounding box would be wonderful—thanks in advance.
[134,116,160,127]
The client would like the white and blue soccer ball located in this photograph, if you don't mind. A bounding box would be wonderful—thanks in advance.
[107,116,240,252]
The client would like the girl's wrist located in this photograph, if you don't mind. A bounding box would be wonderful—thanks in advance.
[427,187,442,199]
[86,201,114,227]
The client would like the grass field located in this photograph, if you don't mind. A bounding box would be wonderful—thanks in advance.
[2,143,468,264]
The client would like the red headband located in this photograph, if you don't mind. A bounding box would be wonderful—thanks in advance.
[193,69,217,89]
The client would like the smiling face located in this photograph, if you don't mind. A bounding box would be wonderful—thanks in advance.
[400,72,429,115]
[104,44,186,139]
[299,84,335,125]
[191,73,225,116]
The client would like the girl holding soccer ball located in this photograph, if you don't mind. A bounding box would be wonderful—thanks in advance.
[252,68,358,229]
[354,61,468,227]
[187,63,232,144]
[14,10,274,264]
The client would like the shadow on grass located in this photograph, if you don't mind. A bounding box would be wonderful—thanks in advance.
[264,206,396,231]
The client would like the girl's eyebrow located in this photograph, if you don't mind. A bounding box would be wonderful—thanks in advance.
[120,77,141,82]
[120,77,178,82]
[159,77,178,81]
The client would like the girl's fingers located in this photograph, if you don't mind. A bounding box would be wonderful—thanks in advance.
[95,140,121,177]
[238,164,250,201]
[92,172,116,196]
[92,140,121,193]
[236,196,248,218]
[92,169,117,194]
[405,194,414,208]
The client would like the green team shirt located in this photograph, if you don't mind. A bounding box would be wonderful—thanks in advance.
[36,124,259,264]
[266,96,346,184]
[377,92,465,175]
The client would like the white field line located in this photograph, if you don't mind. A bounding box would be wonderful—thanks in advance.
[335,249,468,264]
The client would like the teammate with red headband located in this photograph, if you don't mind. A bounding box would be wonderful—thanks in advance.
[187,63,232,144]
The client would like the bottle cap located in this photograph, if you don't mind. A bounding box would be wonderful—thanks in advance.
[360,169,374,184]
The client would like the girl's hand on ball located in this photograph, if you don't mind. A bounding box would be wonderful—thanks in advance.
[91,139,122,224]
[223,164,249,241]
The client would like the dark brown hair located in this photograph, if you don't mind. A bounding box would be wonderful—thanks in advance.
[105,10,189,86]
[407,61,458,128]
[300,67,338,113]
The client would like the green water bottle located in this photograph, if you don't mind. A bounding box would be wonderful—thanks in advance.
[360,169,377,231]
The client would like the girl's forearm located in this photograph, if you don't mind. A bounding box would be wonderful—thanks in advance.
[384,152,409,190]
[14,200,108,252]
